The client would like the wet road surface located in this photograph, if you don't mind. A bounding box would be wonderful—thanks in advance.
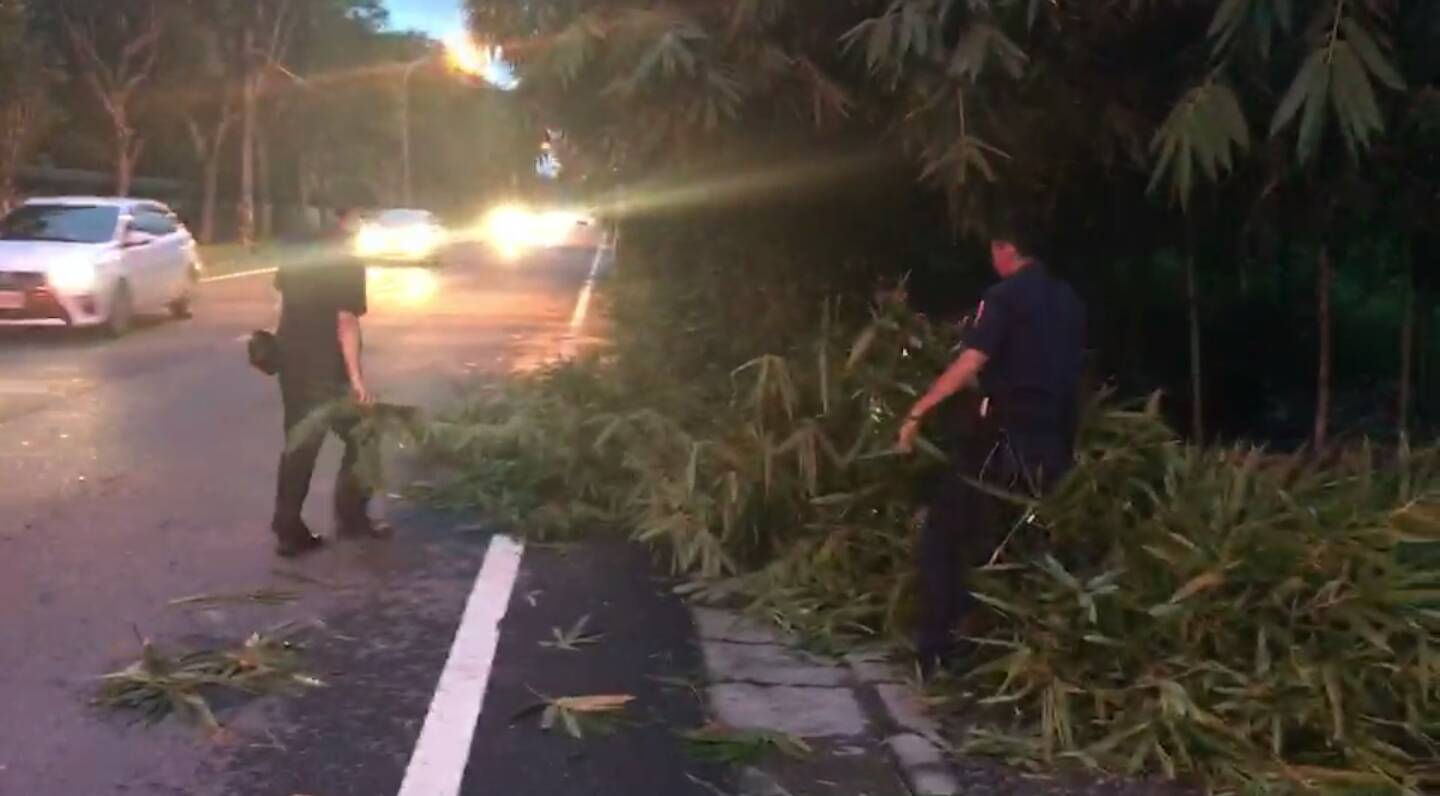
[0,244,720,796]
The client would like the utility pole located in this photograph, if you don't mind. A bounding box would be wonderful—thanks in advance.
[400,57,427,207]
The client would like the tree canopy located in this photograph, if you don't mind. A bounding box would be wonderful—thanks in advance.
[467,0,1440,444]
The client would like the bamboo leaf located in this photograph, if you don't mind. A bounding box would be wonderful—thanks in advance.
[561,709,583,738]
[1341,18,1405,91]
[1270,47,1324,138]
[1322,664,1345,741]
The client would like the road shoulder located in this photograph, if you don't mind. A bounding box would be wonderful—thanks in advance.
[461,539,728,796]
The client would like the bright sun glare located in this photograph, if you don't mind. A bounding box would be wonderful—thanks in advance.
[444,32,517,89]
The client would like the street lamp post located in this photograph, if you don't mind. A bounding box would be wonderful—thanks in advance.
[397,34,496,207]
[399,55,429,208]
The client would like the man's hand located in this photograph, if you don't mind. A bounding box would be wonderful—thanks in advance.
[897,416,922,454]
[337,310,370,406]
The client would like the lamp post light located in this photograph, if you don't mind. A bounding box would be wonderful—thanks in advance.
[399,33,493,207]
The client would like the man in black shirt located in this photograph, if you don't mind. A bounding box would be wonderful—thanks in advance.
[898,228,1085,674]
[271,208,389,557]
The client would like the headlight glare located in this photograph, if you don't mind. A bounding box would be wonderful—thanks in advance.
[49,260,98,291]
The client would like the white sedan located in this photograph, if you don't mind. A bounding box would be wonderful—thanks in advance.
[353,208,447,265]
[0,197,202,336]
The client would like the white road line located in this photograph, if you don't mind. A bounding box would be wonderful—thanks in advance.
[200,266,277,284]
[397,534,525,796]
[561,241,609,357]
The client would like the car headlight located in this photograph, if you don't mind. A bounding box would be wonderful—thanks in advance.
[354,226,385,256]
[49,260,98,292]
[399,227,438,258]
[482,205,538,258]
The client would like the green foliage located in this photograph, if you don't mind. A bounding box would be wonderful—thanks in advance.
[0,0,53,204]
[476,0,1422,212]
[682,725,813,763]
[287,399,424,492]
[423,287,953,578]
[96,623,323,730]
[1150,79,1250,206]
[425,267,1440,789]
[419,359,633,538]
[444,2,1440,787]
[1266,7,1406,164]
[965,407,1440,793]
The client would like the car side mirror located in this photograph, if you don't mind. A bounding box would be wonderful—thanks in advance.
[122,229,154,248]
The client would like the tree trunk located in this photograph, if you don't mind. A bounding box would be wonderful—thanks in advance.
[238,23,258,247]
[1400,247,1416,440]
[238,78,257,246]
[1185,247,1204,441]
[0,102,31,213]
[200,153,221,244]
[257,118,273,240]
[297,150,312,209]
[1313,244,1333,450]
[1420,302,1430,421]
[115,123,135,197]
[400,68,412,207]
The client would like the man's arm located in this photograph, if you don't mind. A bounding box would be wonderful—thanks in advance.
[337,310,371,404]
[912,348,989,420]
[897,348,989,452]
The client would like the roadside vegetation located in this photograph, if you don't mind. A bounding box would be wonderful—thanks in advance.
[416,0,1440,792]
[419,265,1440,792]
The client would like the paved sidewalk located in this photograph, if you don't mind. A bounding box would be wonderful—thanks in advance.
[692,607,960,796]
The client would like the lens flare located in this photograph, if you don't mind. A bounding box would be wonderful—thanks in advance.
[481,204,540,259]
[445,33,490,77]
[366,266,438,306]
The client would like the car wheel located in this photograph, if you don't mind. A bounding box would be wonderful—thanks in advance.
[169,269,197,319]
[106,281,134,338]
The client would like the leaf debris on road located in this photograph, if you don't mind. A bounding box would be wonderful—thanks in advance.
[96,622,324,731]
[167,588,300,609]
[512,692,635,738]
[271,568,347,589]
[537,613,604,651]
[682,724,813,764]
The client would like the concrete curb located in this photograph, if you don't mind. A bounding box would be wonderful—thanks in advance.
[692,607,963,796]
[844,659,961,796]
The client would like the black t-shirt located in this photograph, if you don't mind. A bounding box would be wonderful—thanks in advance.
[965,262,1085,430]
[274,242,367,381]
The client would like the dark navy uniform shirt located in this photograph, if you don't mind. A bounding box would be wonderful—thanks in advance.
[965,261,1085,433]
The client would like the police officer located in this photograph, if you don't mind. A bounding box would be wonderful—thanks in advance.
[897,227,1085,674]
[271,207,390,557]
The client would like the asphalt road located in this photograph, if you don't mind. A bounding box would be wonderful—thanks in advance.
[0,244,722,796]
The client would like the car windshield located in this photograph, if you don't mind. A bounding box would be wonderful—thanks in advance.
[374,210,434,227]
[0,205,119,244]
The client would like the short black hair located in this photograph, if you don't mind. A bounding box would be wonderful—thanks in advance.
[988,214,1046,258]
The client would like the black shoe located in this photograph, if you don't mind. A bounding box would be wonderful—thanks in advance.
[336,517,393,539]
[917,651,947,683]
[274,519,325,557]
[275,531,326,558]
[915,640,972,683]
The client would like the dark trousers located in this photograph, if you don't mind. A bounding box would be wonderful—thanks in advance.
[273,371,370,536]
[915,420,1072,662]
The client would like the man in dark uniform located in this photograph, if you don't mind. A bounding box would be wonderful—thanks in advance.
[271,208,390,557]
[898,228,1085,674]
